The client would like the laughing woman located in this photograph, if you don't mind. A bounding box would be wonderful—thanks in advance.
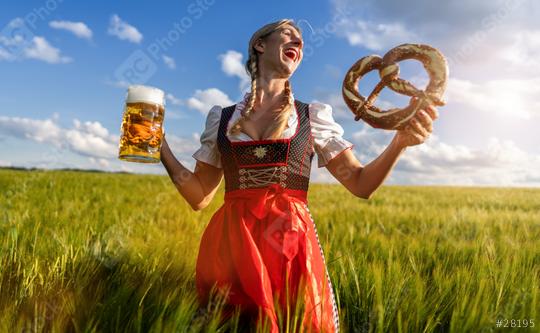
[160,19,438,332]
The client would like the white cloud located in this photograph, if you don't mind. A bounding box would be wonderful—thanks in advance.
[0,115,116,159]
[24,37,72,64]
[67,119,119,159]
[0,47,12,61]
[64,128,116,159]
[499,29,540,74]
[49,20,93,39]
[345,125,540,186]
[187,88,233,115]
[166,133,201,155]
[162,55,176,69]
[73,119,111,140]
[89,157,111,168]
[395,136,540,186]
[350,125,394,158]
[338,19,418,51]
[165,94,187,119]
[0,19,72,64]
[165,110,186,120]
[107,14,143,44]
[0,116,63,144]
[219,50,251,92]
[446,77,540,119]
[166,93,182,105]
[0,114,201,174]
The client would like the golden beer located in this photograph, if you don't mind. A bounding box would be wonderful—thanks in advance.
[118,85,165,163]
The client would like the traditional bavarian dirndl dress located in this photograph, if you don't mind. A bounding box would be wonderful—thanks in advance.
[193,95,354,333]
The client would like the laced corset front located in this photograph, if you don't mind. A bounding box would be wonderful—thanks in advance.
[217,100,314,192]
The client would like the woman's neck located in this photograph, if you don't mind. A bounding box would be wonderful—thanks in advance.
[254,72,288,108]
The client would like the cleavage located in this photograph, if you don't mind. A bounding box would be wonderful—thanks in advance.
[241,112,278,141]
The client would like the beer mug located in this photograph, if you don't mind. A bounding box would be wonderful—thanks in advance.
[118,85,166,163]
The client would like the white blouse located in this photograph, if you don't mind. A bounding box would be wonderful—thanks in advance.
[192,93,354,169]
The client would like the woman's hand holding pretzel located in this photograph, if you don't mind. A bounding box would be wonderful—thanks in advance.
[393,97,439,149]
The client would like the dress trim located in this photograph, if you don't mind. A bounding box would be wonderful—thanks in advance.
[224,183,308,203]
[302,203,341,332]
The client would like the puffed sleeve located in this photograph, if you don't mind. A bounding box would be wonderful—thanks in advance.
[192,105,222,168]
[309,102,355,168]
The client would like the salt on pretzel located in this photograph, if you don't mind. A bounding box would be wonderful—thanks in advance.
[342,43,449,130]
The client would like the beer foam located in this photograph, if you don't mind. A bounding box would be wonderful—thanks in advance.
[126,85,165,105]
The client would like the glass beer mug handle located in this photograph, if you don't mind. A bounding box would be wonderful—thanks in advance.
[160,125,167,148]
[118,85,166,164]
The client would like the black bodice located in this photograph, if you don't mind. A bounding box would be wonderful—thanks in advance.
[217,100,314,192]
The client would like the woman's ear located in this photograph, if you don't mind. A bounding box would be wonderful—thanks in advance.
[254,38,265,53]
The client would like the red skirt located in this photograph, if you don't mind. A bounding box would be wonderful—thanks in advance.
[195,183,340,332]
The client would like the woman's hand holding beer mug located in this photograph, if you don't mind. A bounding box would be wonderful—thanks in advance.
[159,132,225,211]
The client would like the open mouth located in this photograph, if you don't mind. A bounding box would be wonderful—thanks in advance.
[283,48,299,62]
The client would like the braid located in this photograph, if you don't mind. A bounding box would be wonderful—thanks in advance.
[227,56,258,137]
[267,80,293,139]
[244,59,258,116]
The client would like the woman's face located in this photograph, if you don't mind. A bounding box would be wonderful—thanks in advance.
[255,24,304,78]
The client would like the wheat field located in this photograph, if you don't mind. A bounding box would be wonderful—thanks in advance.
[0,169,539,332]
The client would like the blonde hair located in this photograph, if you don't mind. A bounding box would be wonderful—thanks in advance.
[227,19,302,140]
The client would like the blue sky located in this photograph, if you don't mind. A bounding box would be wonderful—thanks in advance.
[1,0,539,186]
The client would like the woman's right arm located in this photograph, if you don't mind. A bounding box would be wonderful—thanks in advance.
[160,136,223,211]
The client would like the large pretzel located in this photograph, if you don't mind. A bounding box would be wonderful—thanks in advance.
[342,43,449,130]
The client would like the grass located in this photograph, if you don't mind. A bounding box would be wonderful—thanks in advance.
[0,169,539,332]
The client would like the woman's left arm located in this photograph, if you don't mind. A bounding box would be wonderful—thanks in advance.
[326,100,439,199]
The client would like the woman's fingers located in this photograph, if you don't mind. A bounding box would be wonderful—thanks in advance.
[404,125,425,143]
[416,110,433,133]
[409,115,430,138]
[405,123,425,138]
[403,97,440,146]
[409,96,439,120]
[424,104,439,120]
